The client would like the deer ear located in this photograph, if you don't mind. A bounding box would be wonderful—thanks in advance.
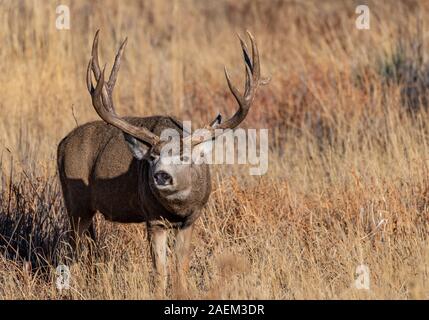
[124,133,149,160]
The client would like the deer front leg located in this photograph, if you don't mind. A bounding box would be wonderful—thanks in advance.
[174,224,194,297]
[147,223,168,298]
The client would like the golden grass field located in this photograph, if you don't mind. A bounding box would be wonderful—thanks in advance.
[2,0,429,299]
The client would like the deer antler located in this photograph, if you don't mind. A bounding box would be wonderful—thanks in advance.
[186,31,269,147]
[87,30,161,148]
[87,30,268,152]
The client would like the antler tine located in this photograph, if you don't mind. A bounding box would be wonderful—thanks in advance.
[224,66,242,109]
[238,34,252,71]
[86,58,94,93]
[91,30,102,80]
[247,31,260,81]
[107,37,128,91]
[92,65,109,120]
[238,34,253,97]
[99,68,116,115]
[248,30,270,85]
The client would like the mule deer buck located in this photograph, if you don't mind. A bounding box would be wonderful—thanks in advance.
[57,30,268,295]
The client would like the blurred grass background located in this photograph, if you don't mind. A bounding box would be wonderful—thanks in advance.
[2,0,429,299]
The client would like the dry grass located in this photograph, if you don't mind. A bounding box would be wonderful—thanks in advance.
[2,0,429,299]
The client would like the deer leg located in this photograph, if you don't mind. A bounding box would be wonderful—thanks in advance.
[147,223,168,297]
[69,213,96,255]
[173,224,194,297]
[60,180,96,256]
[88,222,96,242]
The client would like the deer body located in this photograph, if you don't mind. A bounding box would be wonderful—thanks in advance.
[57,30,267,296]
[58,116,210,226]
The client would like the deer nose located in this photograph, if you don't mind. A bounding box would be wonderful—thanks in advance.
[154,171,173,186]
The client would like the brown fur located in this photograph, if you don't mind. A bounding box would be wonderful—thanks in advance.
[57,116,211,296]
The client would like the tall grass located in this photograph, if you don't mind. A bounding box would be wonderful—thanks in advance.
[1,0,429,299]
